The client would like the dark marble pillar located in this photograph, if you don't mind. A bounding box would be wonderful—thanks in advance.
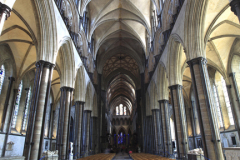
[152,109,161,155]
[83,110,91,157]
[1,77,15,131]
[187,57,224,160]
[23,60,55,160]
[56,87,73,159]
[169,85,188,159]
[230,0,240,23]
[159,100,172,156]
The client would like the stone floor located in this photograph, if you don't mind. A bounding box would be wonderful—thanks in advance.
[113,152,132,160]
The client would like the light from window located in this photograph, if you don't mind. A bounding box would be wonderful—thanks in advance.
[124,107,126,115]
[120,104,123,115]
[22,86,31,131]
[12,81,23,128]
[0,65,5,94]
[213,85,224,128]
[116,106,119,115]
[221,77,234,125]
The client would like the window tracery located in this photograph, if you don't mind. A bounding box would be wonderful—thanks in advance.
[22,86,31,131]
[221,77,234,125]
[12,81,23,128]
[213,85,224,128]
[0,65,5,94]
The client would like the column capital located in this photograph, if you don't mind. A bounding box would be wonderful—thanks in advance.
[84,110,92,113]
[168,84,183,90]
[187,57,207,66]
[36,60,55,69]
[230,0,240,16]
[158,99,169,104]
[60,86,74,92]
[229,72,236,77]
[0,2,11,20]
[8,77,15,81]
[75,101,85,105]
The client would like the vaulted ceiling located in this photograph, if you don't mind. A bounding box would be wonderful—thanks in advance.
[89,0,151,115]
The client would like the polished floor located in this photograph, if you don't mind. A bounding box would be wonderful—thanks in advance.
[130,153,175,160]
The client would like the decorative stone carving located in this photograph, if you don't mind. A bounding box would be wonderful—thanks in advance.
[0,2,11,20]
[188,148,204,155]
[224,148,240,160]
[42,150,58,160]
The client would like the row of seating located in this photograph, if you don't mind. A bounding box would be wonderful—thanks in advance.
[130,153,175,160]
[78,153,116,160]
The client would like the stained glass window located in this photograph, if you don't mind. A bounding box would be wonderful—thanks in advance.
[22,86,31,131]
[124,107,126,115]
[213,85,224,128]
[221,77,234,125]
[12,81,23,128]
[0,65,5,94]
[116,106,119,115]
[120,104,123,115]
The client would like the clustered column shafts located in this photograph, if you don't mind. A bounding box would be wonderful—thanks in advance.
[0,2,11,35]
[227,73,240,139]
[73,101,84,158]
[23,60,55,160]
[82,110,91,157]
[187,57,224,160]
[56,86,73,159]
[159,100,172,156]
[1,89,18,157]
[169,85,189,159]
[152,109,161,155]
[1,77,15,131]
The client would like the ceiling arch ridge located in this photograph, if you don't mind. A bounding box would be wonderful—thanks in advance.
[109,93,134,105]
[95,29,145,57]
[18,44,34,77]
[110,95,132,106]
[209,35,240,41]
[90,7,150,39]
[204,4,230,45]
[1,25,32,39]
[206,60,228,84]
[98,47,143,74]
[90,18,148,43]
[11,9,37,47]
[108,74,136,89]
[103,69,140,89]
[110,90,134,103]
[207,41,226,73]
[80,0,91,16]
[210,20,240,37]
[227,38,240,74]
[95,22,144,52]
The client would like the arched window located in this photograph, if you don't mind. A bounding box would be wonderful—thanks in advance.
[221,77,234,125]
[0,65,5,94]
[124,107,126,115]
[22,86,31,131]
[120,104,123,115]
[213,85,224,128]
[12,81,23,128]
[116,106,119,115]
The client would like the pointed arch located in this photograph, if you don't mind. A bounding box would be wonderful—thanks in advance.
[74,65,86,102]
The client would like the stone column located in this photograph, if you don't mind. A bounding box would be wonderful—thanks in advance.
[230,0,240,23]
[140,73,145,151]
[0,2,11,35]
[152,109,161,155]
[23,61,55,160]
[83,110,91,157]
[187,57,224,160]
[74,102,80,157]
[97,74,101,153]
[56,87,73,159]
[159,100,172,156]
[77,102,84,157]
[169,85,189,159]
[1,89,17,157]
[1,77,15,131]
[226,83,240,139]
